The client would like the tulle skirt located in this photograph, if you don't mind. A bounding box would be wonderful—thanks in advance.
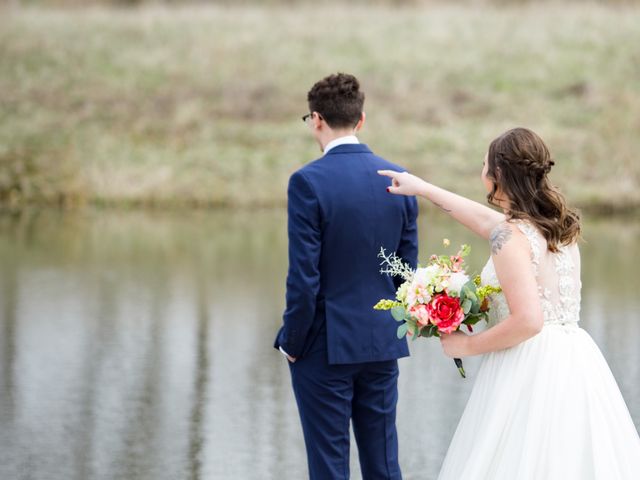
[437,324,640,480]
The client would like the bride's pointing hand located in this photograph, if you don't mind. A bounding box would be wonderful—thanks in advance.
[377,170,426,197]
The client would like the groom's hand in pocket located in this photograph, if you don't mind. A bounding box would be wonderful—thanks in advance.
[279,346,297,363]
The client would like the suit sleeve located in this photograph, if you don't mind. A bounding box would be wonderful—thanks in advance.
[394,196,419,290]
[274,171,322,357]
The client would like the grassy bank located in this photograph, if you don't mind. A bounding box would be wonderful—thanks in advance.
[1,5,639,211]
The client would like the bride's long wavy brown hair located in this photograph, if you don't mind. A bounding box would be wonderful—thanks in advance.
[486,127,581,252]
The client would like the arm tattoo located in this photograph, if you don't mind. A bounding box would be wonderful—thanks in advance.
[432,201,452,213]
[490,223,512,254]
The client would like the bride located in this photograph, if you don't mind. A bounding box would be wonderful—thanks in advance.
[379,127,640,479]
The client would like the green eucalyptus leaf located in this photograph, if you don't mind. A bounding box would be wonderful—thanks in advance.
[391,306,407,322]
[397,322,409,339]
[460,289,468,301]
[462,280,477,295]
[463,287,477,303]
[462,298,472,314]
[411,325,420,340]
[470,301,480,314]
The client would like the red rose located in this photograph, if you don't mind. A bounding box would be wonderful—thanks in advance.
[427,293,465,334]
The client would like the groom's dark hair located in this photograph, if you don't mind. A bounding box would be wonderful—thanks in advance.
[307,73,364,129]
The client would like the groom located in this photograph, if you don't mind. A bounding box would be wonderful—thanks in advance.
[274,73,418,479]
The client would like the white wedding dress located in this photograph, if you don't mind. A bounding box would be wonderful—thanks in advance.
[437,221,640,480]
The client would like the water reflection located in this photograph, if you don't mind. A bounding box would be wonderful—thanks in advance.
[0,208,638,480]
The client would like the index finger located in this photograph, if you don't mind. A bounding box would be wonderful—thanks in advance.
[377,169,400,178]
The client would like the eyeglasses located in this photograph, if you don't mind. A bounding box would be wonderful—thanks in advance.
[301,112,323,124]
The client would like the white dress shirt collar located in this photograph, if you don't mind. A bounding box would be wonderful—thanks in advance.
[323,135,360,155]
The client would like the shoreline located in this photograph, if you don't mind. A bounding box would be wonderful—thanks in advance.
[1,198,638,218]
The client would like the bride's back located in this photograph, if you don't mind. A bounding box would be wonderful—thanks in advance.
[517,221,582,326]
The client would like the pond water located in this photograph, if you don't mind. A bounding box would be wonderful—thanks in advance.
[0,208,638,480]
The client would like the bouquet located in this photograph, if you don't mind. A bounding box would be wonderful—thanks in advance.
[374,239,501,377]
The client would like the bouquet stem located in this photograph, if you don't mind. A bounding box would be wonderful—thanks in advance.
[454,358,466,378]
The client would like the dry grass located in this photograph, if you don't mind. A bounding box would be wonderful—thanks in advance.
[1,4,639,211]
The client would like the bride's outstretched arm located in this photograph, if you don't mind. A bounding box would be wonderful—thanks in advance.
[378,170,504,240]
[441,222,544,358]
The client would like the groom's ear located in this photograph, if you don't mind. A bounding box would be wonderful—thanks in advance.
[355,111,366,132]
[312,111,324,130]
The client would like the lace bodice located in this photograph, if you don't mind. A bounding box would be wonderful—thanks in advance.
[480,221,582,328]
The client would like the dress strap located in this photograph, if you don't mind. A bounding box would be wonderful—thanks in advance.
[514,220,541,276]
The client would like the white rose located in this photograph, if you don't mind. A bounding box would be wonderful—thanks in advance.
[447,271,470,296]
[396,282,409,303]
[413,265,440,286]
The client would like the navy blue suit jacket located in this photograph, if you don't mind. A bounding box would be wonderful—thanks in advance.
[274,143,419,365]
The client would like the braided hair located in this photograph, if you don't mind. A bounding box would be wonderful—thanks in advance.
[486,127,581,252]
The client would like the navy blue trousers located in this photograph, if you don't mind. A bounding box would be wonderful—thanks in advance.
[289,342,402,480]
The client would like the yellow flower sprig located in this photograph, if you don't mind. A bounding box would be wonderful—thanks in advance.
[476,284,503,300]
[374,299,403,310]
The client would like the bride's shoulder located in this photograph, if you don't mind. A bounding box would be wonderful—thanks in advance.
[488,220,533,257]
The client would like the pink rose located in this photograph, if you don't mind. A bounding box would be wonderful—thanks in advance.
[409,304,431,327]
[427,294,465,334]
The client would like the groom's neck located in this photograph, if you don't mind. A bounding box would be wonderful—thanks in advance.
[319,129,358,152]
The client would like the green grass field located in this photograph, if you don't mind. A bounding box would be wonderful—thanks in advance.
[1,4,639,212]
